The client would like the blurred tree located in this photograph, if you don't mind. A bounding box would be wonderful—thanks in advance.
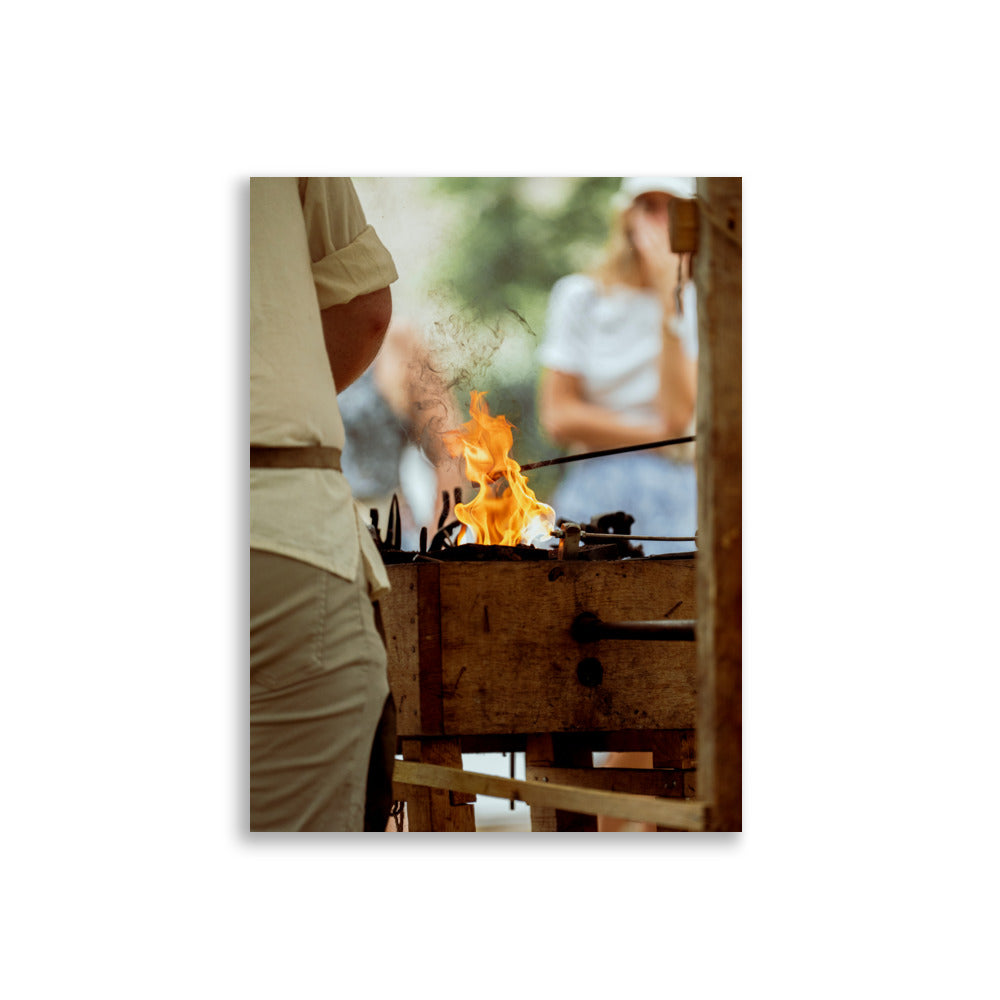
[430,177,621,498]
[433,177,619,327]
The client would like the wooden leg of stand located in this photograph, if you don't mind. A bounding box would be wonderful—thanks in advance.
[401,738,477,832]
[525,734,597,832]
[651,745,696,832]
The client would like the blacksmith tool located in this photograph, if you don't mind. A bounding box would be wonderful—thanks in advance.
[552,525,697,544]
[519,434,696,473]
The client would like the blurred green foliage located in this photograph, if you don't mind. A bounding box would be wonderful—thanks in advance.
[430,177,620,499]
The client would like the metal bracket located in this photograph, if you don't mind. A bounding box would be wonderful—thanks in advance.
[559,522,581,560]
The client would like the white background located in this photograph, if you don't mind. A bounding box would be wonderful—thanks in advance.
[3,3,997,997]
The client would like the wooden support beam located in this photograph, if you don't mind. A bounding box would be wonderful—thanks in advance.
[456,728,695,759]
[526,766,692,798]
[416,564,444,733]
[525,734,596,832]
[392,760,708,831]
[400,738,476,832]
[694,176,743,832]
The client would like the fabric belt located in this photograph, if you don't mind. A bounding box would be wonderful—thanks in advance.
[249,446,342,470]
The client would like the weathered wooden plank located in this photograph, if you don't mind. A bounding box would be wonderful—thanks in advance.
[453,730,695,759]
[400,738,475,832]
[416,563,444,733]
[459,734,527,754]
[694,176,743,832]
[534,728,695,762]
[378,564,422,734]
[526,765,692,798]
[392,760,708,831]
[384,558,696,737]
[525,734,596,832]
[525,734,559,832]
[433,559,697,734]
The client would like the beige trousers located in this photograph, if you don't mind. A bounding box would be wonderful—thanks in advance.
[250,549,389,831]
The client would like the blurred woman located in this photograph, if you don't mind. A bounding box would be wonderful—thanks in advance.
[537,177,698,556]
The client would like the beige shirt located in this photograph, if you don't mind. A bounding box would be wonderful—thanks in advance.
[249,177,398,598]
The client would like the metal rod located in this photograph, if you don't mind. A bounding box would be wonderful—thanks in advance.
[572,613,697,643]
[552,528,697,543]
[519,435,696,472]
[592,620,696,641]
[588,534,696,542]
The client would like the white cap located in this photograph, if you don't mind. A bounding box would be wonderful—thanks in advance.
[613,176,696,210]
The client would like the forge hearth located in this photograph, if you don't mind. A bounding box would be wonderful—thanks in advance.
[379,556,697,739]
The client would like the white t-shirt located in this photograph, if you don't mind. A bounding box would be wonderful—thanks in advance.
[538,273,698,428]
[249,178,398,597]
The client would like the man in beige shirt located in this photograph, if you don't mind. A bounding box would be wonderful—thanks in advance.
[250,177,398,831]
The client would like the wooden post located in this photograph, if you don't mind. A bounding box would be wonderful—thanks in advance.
[694,177,742,832]
[401,738,476,832]
[525,734,598,832]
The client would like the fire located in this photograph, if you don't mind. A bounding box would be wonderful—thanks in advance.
[443,390,555,546]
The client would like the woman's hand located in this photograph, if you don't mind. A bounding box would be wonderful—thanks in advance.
[629,210,680,303]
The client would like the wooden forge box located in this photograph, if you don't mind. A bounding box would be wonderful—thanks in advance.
[380,557,697,738]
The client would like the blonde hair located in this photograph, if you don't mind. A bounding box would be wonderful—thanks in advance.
[589,208,644,291]
[588,205,693,308]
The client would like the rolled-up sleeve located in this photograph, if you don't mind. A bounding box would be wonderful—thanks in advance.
[312,223,398,308]
[299,177,398,308]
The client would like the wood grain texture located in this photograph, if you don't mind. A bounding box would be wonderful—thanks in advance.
[416,563,444,733]
[379,564,422,734]
[455,729,694,756]
[400,738,475,832]
[525,765,690,798]
[525,734,596,832]
[694,176,743,832]
[393,760,707,831]
[411,558,697,735]
[384,559,697,736]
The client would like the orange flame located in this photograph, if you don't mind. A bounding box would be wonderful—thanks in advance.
[443,390,555,546]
